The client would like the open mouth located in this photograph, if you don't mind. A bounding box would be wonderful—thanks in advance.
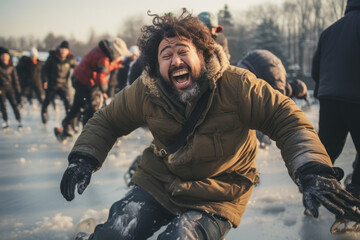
[171,68,191,90]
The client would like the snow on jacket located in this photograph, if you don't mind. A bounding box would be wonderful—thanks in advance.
[311,0,360,104]
[16,56,44,90]
[237,49,287,95]
[73,40,122,89]
[42,49,76,89]
[0,61,21,93]
[70,44,332,227]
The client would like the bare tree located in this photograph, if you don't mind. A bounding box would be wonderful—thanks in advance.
[117,14,146,46]
[327,0,347,20]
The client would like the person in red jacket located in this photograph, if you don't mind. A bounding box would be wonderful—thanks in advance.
[55,38,132,142]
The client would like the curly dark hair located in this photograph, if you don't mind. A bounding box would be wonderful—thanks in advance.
[137,8,216,78]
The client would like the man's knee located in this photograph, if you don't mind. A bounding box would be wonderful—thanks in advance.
[158,211,231,240]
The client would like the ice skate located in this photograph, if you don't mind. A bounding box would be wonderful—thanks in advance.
[73,218,96,240]
[54,127,69,143]
[2,121,9,132]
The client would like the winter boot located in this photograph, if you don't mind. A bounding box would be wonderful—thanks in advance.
[2,121,9,130]
[61,120,73,137]
[41,111,48,124]
[54,127,69,143]
[17,120,23,130]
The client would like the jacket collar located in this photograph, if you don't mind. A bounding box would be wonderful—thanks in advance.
[345,0,360,15]
[142,43,230,98]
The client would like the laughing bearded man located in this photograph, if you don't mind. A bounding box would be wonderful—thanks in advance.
[60,9,360,240]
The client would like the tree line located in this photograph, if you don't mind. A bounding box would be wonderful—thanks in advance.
[0,0,345,82]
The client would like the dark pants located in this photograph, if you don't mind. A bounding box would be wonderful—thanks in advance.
[318,99,360,185]
[88,186,232,240]
[42,86,71,114]
[22,82,44,105]
[0,86,21,121]
[62,80,103,130]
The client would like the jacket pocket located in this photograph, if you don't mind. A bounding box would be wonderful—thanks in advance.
[169,170,255,203]
[147,117,181,146]
[193,112,240,159]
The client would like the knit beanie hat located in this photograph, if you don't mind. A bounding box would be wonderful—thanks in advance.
[59,40,69,49]
[129,45,140,56]
[110,38,132,59]
[0,47,9,55]
[198,12,224,33]
[29,47,38,57]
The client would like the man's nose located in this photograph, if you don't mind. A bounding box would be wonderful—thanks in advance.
[171,54,183,66]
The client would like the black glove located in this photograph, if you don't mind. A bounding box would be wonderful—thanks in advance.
[60,156,97,201]
[297,162,360,221]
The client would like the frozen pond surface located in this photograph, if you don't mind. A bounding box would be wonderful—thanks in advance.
[0,99,359,240]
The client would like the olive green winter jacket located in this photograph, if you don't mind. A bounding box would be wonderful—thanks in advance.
[70,45,332,227]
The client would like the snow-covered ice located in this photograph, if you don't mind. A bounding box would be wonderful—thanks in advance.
[0,98,359,240]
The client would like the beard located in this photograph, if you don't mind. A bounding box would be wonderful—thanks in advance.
[177,80,201,103]
[161,62,206,104]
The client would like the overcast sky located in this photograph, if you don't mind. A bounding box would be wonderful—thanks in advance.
[0,0,284,42]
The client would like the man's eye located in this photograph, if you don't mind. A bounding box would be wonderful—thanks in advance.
[179,50,188,55]
[162,54,171,59]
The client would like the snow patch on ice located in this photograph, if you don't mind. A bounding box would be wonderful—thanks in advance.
[27,144,39,152]
[107,154,117,161]
[39,144,48,149]
[8,213,73,239]
[283,216,297,226]
[262,203,286,214]
[32,213,73,231]
[80,208,109,223]
[257,194,283,203]
[107,153,133,168]
[19,158,26,164]
[53,161,63,167]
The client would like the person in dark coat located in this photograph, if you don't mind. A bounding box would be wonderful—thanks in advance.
[16,47,44,106]
[312,0,360,201]
[0,47,22,129]
[237,49,308,99]
[57,38,132,140]
[114,45,141,94]
[237,49,309,148]
[127,54,143,85]
[41,41,76,124]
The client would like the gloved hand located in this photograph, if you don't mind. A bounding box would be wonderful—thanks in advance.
[297,163,360,221]
[60,157,96,201]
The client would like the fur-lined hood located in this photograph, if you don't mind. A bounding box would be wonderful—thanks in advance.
[141,44,230,97]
